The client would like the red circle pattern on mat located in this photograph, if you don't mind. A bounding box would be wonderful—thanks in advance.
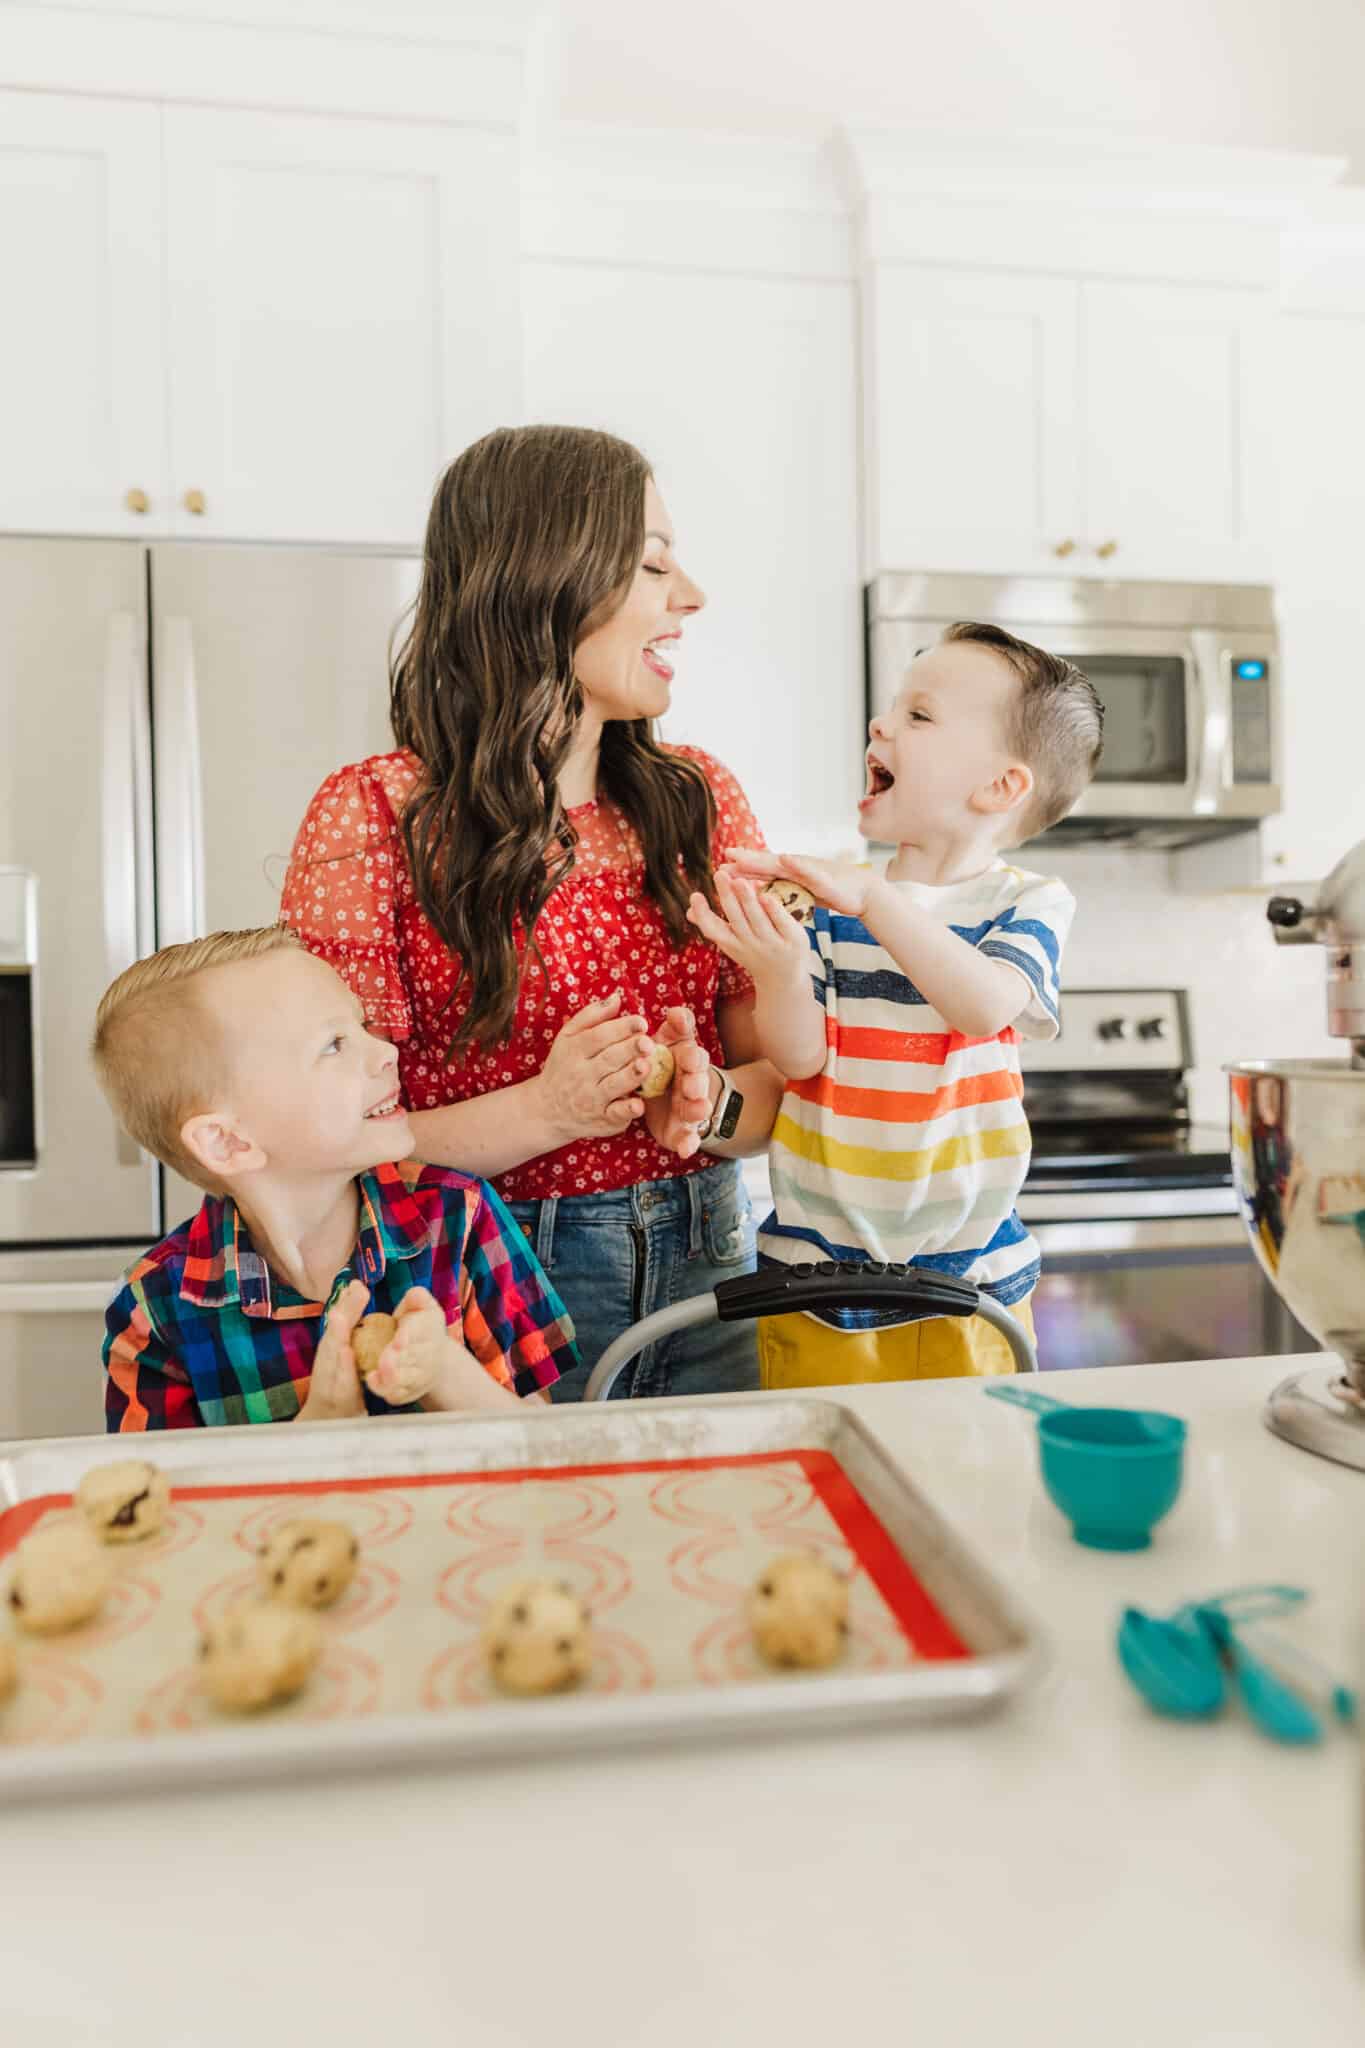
[2,1652,103,1746]
[129,1502,207,1562]
[649,1466,809,1532]
[443,1478,619,1544]
[134,1643,383,1736]
[420,1627,655,1711]
[232,1491,415,1556]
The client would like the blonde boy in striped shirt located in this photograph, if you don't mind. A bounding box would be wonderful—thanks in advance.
[686,622,1103,1385]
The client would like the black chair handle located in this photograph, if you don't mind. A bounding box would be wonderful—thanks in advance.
[713,1260,981,1324]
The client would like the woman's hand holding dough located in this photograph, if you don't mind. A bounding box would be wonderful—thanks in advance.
[530,992,655,1144]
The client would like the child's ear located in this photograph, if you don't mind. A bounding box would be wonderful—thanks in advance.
[180,1110,266,1182]
[974,763,1033,818]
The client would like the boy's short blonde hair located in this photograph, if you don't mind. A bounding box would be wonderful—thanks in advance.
[92,926,303,1191]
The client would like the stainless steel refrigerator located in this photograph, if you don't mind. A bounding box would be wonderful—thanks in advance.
[0,539,419,1437]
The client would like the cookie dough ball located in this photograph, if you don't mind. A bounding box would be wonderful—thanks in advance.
[75,1458,171,1544]
[199,1599,322,1713]
[7,1519,113,1636]
[761,878,817,927]
[638,1040,676,1101]
[482,1579,593,1697]
[0,1631,15,1705]
[256,1517,359,1609]
[748,1551,849,1671]
[352,1312,397,1377]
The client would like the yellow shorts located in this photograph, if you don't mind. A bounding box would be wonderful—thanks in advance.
[757,1296,1035,1390]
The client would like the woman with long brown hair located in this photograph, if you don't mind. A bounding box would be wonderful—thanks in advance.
[281,425,781,1398]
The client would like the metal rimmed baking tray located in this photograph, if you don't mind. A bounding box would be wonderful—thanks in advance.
[0,1397,1046,1803]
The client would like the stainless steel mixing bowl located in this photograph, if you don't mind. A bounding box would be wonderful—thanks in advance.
[1228,1059,1365,1394]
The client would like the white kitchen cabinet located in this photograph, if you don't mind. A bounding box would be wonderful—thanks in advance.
[867,264,1270,582]
[1080,281,1271,583]
[163,107,521,546]
[523,262,862,850]
[1257,314,1365,884]
[0,91,170,536]
[868,265,1081,575]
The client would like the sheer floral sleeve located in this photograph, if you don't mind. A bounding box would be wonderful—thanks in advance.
[671,744,769,1004]
[280,758,415,1040]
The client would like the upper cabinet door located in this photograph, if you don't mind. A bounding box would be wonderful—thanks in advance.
[162,107,521,546]
[0,92,170,537]
[868,266,1081,575]
[1080,281,1271,583]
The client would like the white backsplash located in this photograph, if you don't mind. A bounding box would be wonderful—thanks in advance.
[1044,848,1335,1125]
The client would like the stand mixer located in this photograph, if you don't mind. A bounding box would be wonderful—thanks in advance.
[1229,839,1365,1471]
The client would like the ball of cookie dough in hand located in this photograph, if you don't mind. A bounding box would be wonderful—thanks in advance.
[76,1458,171,1543]
[199,1599,322,1713]
[748,1550,849,1671]
[7,1519,113,1635]
[637,1040,676,1100]
[256,1517,359,1609]
[482,1579,594,1696]
[352,1311,397,1378]
[761,878,817,927]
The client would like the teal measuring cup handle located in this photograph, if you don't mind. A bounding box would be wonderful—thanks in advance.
[982,1382,1065,1417]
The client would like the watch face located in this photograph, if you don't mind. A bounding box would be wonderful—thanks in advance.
[715,1085,743,1141]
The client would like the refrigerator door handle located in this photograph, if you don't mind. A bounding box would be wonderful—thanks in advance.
[154,614,206,948]
[100,612,155,1168]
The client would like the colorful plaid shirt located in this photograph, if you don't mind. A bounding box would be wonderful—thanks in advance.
[103,1161,578,1431]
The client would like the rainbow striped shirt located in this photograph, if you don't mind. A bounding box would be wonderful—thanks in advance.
[757,862,1074,1328]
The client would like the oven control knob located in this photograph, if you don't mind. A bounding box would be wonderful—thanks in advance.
[1137,1016,1166,1041]
[1097,1018,1126,1041]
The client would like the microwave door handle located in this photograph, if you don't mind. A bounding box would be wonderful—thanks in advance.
[100,611,153,1167]
[1188,629,1228,817]
[154,615,206,948]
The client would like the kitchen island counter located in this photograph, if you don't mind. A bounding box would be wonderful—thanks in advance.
[1,1354,1359,2047]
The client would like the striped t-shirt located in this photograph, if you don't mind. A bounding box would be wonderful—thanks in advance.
[757,862,1075,1328]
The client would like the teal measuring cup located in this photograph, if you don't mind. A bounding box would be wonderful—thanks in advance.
[985,1382,1187,1550]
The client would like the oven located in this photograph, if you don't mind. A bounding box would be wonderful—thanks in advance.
[865,573,1280,848]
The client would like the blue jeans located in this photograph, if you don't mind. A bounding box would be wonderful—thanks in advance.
[507,1159,759,1402]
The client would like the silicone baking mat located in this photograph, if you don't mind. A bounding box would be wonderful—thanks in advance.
[0,1448,970,1750]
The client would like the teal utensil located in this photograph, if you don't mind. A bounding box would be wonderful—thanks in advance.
[1175,1585,1307,1626]
[1195,1608,1323,1746]
[1117,1607,1225,1719]
[985,1381,1187,1550]
[1222,1623,1356,1728]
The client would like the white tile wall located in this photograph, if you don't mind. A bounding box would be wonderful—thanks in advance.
[1044,848,1336,1125]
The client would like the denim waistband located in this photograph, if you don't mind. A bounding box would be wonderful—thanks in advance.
[506,1158,741,1267]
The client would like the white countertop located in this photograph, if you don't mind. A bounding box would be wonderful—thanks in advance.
[3,1355,1361,2047]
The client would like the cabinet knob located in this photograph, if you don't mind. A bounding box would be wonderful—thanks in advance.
[1095,540,1119,559]
[123,488,150,516]
[1052,538,1077,558]
[183,489,207,517]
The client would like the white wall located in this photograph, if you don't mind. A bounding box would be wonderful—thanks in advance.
[523,259,863,850]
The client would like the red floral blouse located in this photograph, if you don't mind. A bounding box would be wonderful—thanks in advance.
[280,746,765,1202]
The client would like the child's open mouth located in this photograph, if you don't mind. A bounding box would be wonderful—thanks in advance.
[859,759,896,808]
[364,1090,405,1123]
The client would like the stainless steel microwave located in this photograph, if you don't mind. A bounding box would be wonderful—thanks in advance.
[865,573,1281,848]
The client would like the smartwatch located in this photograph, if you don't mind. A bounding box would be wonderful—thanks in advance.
[698,1067,743,1144]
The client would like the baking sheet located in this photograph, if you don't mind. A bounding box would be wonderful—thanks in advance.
[0,1398,1044,1802]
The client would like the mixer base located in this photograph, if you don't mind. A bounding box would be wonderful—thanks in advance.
[1264,1363,1365,1471]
